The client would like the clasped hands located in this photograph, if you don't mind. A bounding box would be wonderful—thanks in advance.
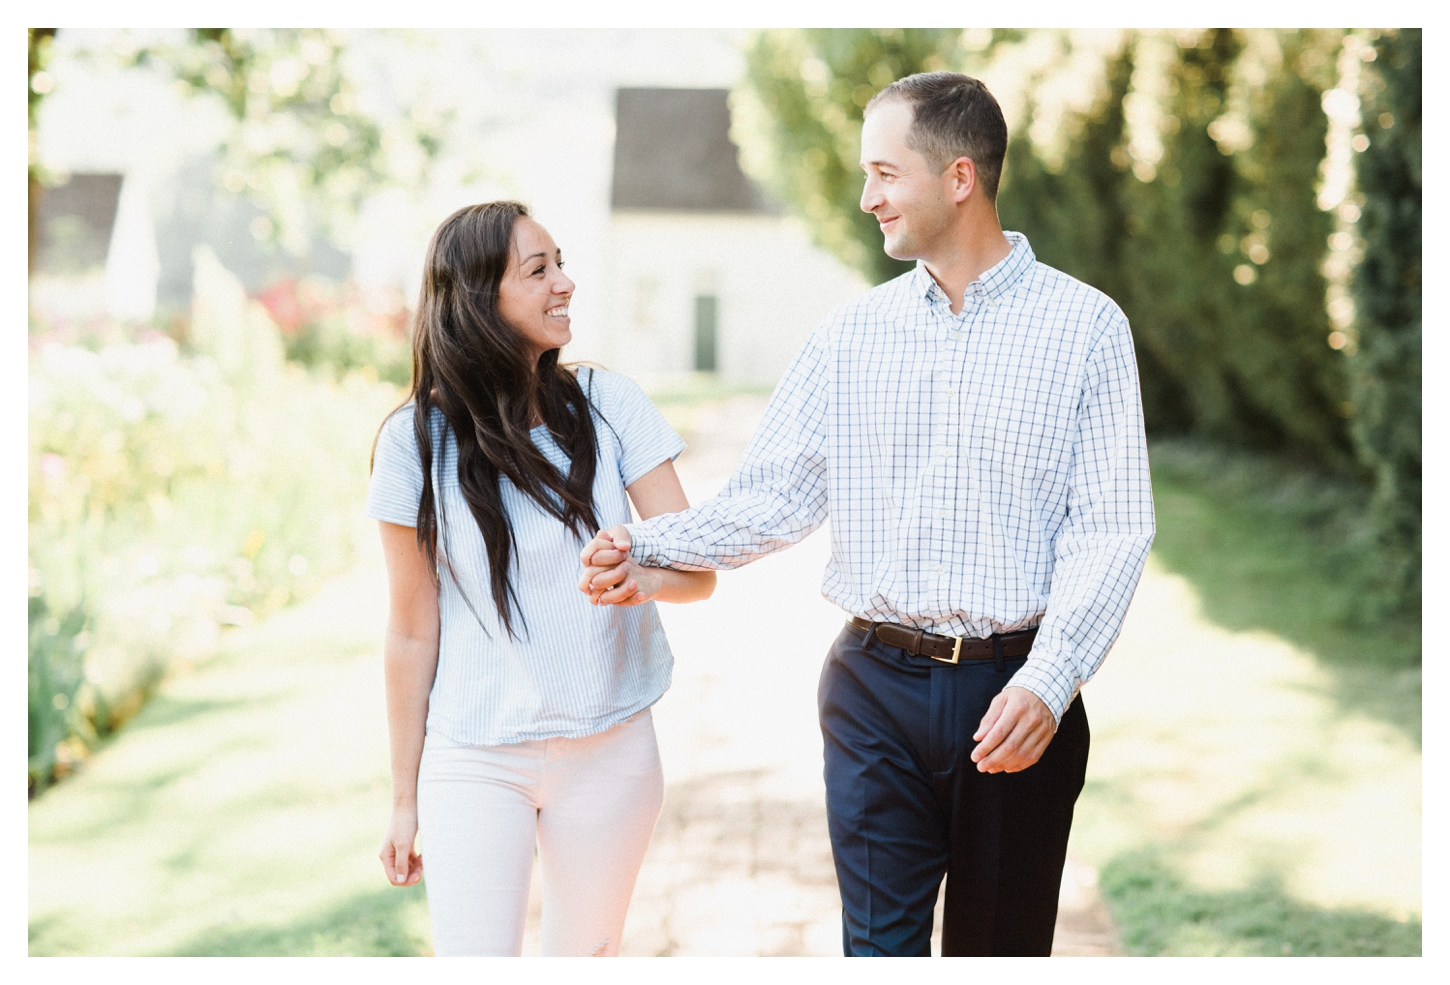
[576,526,1055,773]
[577,525,653,606]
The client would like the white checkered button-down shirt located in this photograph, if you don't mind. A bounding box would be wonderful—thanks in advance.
[627,232,1154,724]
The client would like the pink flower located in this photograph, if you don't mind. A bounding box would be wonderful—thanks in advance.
[39,454,68,481]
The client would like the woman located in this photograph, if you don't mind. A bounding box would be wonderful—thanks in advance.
[367,201,714,956]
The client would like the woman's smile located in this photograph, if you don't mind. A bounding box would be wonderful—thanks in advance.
[498,216,576,361]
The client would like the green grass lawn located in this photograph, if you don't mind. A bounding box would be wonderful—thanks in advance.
[1076,440,1422,956]
[1146,440,1421,742]
[27,564,434,956]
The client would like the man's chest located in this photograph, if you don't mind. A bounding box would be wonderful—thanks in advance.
[830,323,1084,472]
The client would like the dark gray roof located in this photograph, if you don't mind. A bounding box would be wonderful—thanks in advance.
[611,88,777,213]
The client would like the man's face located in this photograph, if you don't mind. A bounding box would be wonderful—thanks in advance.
[859,99,954,262]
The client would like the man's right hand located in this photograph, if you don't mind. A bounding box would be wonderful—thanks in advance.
[578,525,639,604]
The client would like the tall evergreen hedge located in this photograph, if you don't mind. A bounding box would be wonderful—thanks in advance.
[1349,28,1421,611]
[737,28,964,285]
[735,28,1418,609]
[1001,30,1350,466]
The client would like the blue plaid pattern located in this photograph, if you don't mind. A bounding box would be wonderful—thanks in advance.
[627,233,1155,724]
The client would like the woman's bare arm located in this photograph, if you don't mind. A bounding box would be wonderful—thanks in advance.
[582,459,715,606]
[377,520,440,886]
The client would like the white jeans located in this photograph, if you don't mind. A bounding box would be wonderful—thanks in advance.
[416,709,664,956]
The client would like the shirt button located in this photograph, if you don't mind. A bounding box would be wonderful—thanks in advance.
[937,564,946,574]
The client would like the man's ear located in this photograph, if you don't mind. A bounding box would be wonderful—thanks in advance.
[947,156,977,204]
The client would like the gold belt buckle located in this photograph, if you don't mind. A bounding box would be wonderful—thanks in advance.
[931,635,964,665]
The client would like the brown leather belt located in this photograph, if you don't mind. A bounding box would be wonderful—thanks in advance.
[847,615,1038,665]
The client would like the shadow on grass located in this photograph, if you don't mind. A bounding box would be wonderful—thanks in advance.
[169,884,430,956]
[1147,441,1421,745]
[126,694,260,732]
[1098,847,1421,956]
[30,729,291,844]
[28,915,83,955]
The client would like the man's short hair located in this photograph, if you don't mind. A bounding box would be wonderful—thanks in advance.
[866,72,1008,201]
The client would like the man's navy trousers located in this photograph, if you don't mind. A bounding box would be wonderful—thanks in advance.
[819,622,1091,956]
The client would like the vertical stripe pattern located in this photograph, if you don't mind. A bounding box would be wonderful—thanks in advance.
[366,367,686,746]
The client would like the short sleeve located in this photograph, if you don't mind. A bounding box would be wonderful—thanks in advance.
[585,369,686,487]
[366,408,425,527]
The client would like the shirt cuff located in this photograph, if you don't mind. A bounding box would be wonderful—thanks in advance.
[1005,647,1080,728]
[624,521,668,568]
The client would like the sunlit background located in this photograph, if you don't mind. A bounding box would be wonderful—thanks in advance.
[28,28,1420,957]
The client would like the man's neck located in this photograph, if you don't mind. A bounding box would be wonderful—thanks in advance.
[921,222,1012,316]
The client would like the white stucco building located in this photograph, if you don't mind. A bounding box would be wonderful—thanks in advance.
[34,29,868,387]
[605,87,866,386]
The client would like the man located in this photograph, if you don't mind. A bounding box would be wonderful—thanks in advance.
[580,72,1154,956]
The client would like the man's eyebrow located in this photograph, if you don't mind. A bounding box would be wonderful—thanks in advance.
[862,158,900,169]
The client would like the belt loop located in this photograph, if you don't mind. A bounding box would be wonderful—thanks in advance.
[992,634,1005,674]
[912,628,925,656]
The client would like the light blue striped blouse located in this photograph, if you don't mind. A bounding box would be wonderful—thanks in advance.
[365,367,686,746]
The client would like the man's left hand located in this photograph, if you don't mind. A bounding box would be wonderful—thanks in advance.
[971,686,1056,773]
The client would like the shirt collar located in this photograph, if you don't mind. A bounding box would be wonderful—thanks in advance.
[912,230,1036,307]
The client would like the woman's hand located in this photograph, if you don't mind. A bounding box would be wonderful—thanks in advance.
[380,805,424,887]
[583,556,658,606]
[580,548,713,607]
[576,461,717,607]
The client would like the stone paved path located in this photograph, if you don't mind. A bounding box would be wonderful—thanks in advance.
[520,394,1121,956]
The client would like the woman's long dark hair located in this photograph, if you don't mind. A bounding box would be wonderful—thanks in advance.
[397,201,601,638]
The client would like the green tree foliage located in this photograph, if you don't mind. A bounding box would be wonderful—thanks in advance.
[1220,32,1346,463]
[735,28,971,285]
[28,28,58,273]
[997,43,1155,417]
[1002,30,1348,463]
[130,28,448,258]
[1350,28,1421,611]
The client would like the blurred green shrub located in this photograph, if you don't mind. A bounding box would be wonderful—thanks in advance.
[1003,29,1351,468]
[129,29,448,262]
[256,276,412,386]
[28,249,402,793]
[1349,28,1420,614]
[733,28,967,286]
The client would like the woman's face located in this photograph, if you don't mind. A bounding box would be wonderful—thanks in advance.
[497,216,575,364]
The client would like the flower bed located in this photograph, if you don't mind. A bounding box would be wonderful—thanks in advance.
[29,251,403,792]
